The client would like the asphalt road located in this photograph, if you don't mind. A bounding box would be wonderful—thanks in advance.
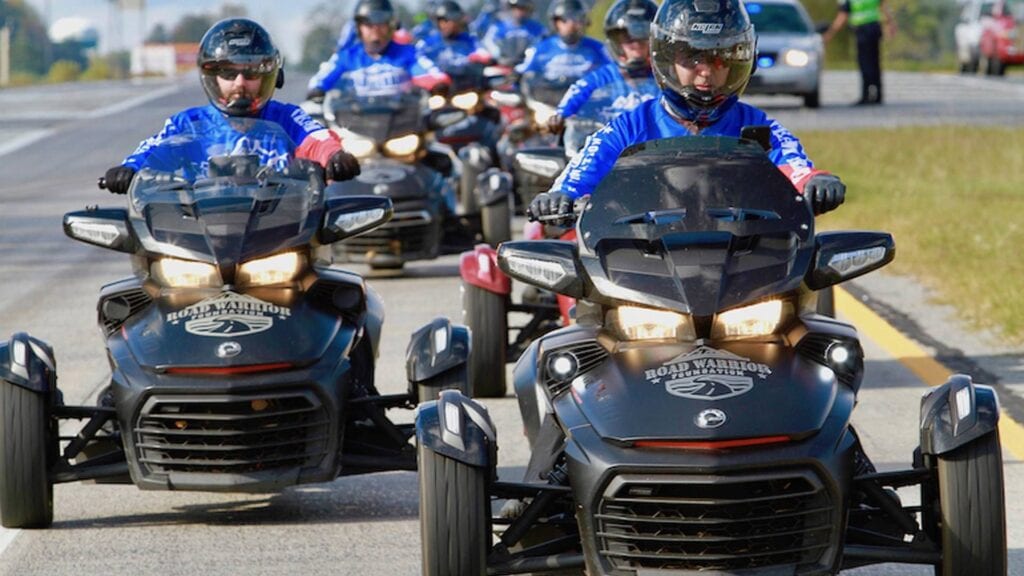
[0,71,1021,575]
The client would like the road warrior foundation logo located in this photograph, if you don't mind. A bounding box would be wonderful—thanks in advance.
[644,346,772,400]
[166,292,291,337]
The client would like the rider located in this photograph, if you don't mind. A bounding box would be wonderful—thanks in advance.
[529,0,845,219]
[547,0,661,134]
[415,0,492,72]
[410,0,442,43]
[515,0,613,84]
[305,0,451,101]
[480,0,547,65]
[470,0,502,39]
[103,18,360,194]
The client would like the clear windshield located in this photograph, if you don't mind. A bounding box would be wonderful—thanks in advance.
[325,91,425,141]
[577,137,815,316]
[492,35,533,66]
[522,73,575,107]
[128,118,326,263]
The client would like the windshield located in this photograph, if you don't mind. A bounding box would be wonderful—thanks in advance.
[325,91,424,142]
[522,73,575,107]
[745,2,812,34]
[129,118,325,264]
[492,35,533,66]
[577,137,815,316]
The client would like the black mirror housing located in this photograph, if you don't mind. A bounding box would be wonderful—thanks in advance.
[63,208,135,253]
[497,240,584,299]
[806,231,896,290]
[320,196,393,244]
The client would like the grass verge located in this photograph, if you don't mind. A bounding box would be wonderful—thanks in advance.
[800,126,1024,343]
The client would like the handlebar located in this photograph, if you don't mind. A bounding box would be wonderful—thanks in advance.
[97,177,108,190]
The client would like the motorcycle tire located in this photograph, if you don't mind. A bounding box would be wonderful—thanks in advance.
[481,196,512,247]
[0,379,54,528]
[463,282,508,397]
[935,431,1007,576]
[418,442,489,576]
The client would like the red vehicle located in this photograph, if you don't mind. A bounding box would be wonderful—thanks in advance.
[979,0,1024,75]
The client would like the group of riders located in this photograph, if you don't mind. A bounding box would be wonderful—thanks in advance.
[104,0,846,220]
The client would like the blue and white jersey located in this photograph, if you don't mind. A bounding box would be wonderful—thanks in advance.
[416,31,485,72]
[308,41,446,96]
[411,18,437,43]
[336,20,358,51]
[552,97,823,199]
[122,102,333,172]
[516,36,612,82]
[480,16,547,63]
[556,63,660,120]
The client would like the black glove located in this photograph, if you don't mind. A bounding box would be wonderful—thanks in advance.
[803,174,846,215]
[103,166,136,194]
[325,150,361,182]
[546,113,565,135]
[306,88,326,103]
[527,191,573,223]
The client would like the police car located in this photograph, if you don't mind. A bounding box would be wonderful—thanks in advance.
[743,0,824,108]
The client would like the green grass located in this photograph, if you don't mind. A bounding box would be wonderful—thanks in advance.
[800,126,1024,343]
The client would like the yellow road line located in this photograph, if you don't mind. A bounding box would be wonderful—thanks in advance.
[836,287,1024,461]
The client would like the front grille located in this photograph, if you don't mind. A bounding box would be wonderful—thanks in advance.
[596,471,835,573]
[134,390,331,475]
[543,340,609,397]
[100,288,153,334]
[337,205,439,260]
[796,333,862,387]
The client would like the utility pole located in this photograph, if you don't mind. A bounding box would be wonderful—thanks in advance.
[1,26,10,87]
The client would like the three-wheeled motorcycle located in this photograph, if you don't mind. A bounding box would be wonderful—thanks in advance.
[417,136,1006,575]
[0,118,470,528]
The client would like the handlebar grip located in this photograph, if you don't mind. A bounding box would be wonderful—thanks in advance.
[97,177,108,190]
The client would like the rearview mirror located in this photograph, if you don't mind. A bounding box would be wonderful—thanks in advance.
[805,231,895,290]
[63,208,135,253]
[320,196,393,244]
[514,148,567,180]
[497,240,584,299]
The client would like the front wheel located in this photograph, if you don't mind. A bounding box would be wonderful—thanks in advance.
[419,443,490,576]
[463,282,508,397]
[935,431,1007,576]
[0,380,54,528]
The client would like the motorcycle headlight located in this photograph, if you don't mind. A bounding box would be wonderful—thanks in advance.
[237,252,304,286]
[712,299,791,339]
[608,306,696,341]
[342,135,376,159]
[451,91,480,111]
[382,134,421,157]
[428,94,447,110]
[151,258,221,288]
[782,49,811,67]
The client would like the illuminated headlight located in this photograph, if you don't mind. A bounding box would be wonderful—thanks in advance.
[151,258,221,288]
[428,94,447,110]
[67,221,124,247]
[237,252,304,286]
[712,300,788,339]
[503,255,568,289]
[333,208,387,234]
[383,134,421,157]
[782,49,811,67]
[546,352,578,382]
[827,246,887,276]
[451,91,480,110]
[609,306,695,341]
[531,102,557,126]
[516,155,563,178]
[827,342,851,365]
[343,135,376,159]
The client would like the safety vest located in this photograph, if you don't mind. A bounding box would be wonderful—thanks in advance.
[846,0,882,27]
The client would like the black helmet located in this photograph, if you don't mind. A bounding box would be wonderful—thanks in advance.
[432,0,466,23]
[548,0,589,44]
[354,0,398,26]
[197,18,282,117]
[603,0,658,72]
[505,0,535,12]
[651,0,755,124]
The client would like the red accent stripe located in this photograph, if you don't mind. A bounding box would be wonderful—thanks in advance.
[634,436,792,450]
[165,362,293,375]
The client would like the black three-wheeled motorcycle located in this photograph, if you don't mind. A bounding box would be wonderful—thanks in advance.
[417,136,1006,575]
[0,119,470,528]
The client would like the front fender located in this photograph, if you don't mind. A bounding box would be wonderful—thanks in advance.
[406,317,471,384]
[415,389,496,468]
[459,244,511,295]
[0,332,57,394]
[475,168,512,207]
[920,374,1000,456]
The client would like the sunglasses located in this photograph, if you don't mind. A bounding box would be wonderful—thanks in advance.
[675,50,728,69]
[213,68,264,81]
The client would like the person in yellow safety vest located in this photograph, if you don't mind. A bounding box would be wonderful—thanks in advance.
[822,0,897,105]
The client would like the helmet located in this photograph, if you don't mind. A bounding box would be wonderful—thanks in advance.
[505,0,535,12]
[548,0,589,44]
[604,0,658,72]
[432,0,466,23]
[354,0,398,26]
[197,18,282,117]
[651,0,755,124]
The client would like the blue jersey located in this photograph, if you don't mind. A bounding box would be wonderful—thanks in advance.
[553,97,822,199]
[336,21,357,51]
[415,31,485,72]
[308,41,445,96]
[556,63,660,120]
[481,16,547,62]
[411,19,437,43]
[516,36,612,82]
[122,102,334,172]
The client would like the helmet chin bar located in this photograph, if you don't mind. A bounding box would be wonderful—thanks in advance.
[225,97,255,116]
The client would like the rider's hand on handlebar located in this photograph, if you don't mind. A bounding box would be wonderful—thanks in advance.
[803,174,846,215]
[104,166,136,194]
[547,113,565,135]
[527,191,573,224]
[306,88,326,103]
[326,150,361,182]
